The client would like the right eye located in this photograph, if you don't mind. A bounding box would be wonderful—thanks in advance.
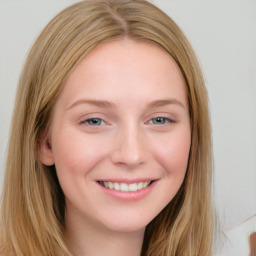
[82,118,106,126]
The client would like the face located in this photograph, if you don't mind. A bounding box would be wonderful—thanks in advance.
[40,39,191,234]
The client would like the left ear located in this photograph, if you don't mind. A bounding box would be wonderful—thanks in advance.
[38,132,55,166]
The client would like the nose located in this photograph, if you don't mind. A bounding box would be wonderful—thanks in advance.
[110,124,148,168]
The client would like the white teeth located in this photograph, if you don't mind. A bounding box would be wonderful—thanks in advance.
[108,182,114,189]
[114,183,120,190]
[120,183,129,191]
[100,181,152,191]
[143,181,150,188]
[138,182,144,190]
[129,183,137,191]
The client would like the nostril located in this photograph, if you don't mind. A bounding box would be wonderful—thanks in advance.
[110,129,148,167]
[111,150,146,167]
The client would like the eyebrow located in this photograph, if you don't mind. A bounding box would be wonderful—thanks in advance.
[146,98,185,109]
[66,98,185,110]
[67,99,116,110]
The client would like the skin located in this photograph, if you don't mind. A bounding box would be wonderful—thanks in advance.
[40,39,191,256]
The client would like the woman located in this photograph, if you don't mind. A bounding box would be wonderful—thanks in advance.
[0,0,215,255]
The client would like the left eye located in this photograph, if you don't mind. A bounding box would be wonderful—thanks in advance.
[149,117,172,125]
[83,118,106,126]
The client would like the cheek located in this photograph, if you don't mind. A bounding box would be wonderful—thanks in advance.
[153,129,191,176]
[51,129,111,176]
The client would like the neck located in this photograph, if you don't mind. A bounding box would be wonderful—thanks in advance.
[65,210,145,256]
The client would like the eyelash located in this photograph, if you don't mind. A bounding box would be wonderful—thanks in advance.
[148,117,174,125]
[81,116,174,127]
[81,118,106,126]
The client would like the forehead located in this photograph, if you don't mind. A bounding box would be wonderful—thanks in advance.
[59,38,187,108]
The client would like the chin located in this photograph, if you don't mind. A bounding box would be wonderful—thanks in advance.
[100,215,151,233]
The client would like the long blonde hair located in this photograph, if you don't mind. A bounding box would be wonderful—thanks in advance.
[0,0,214,255]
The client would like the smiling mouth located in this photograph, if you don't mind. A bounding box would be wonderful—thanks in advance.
[98,181,154,192]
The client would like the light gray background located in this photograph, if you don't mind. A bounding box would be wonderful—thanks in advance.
[0,1,256,255]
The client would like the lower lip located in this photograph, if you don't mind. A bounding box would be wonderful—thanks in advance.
[97,181,157,202]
